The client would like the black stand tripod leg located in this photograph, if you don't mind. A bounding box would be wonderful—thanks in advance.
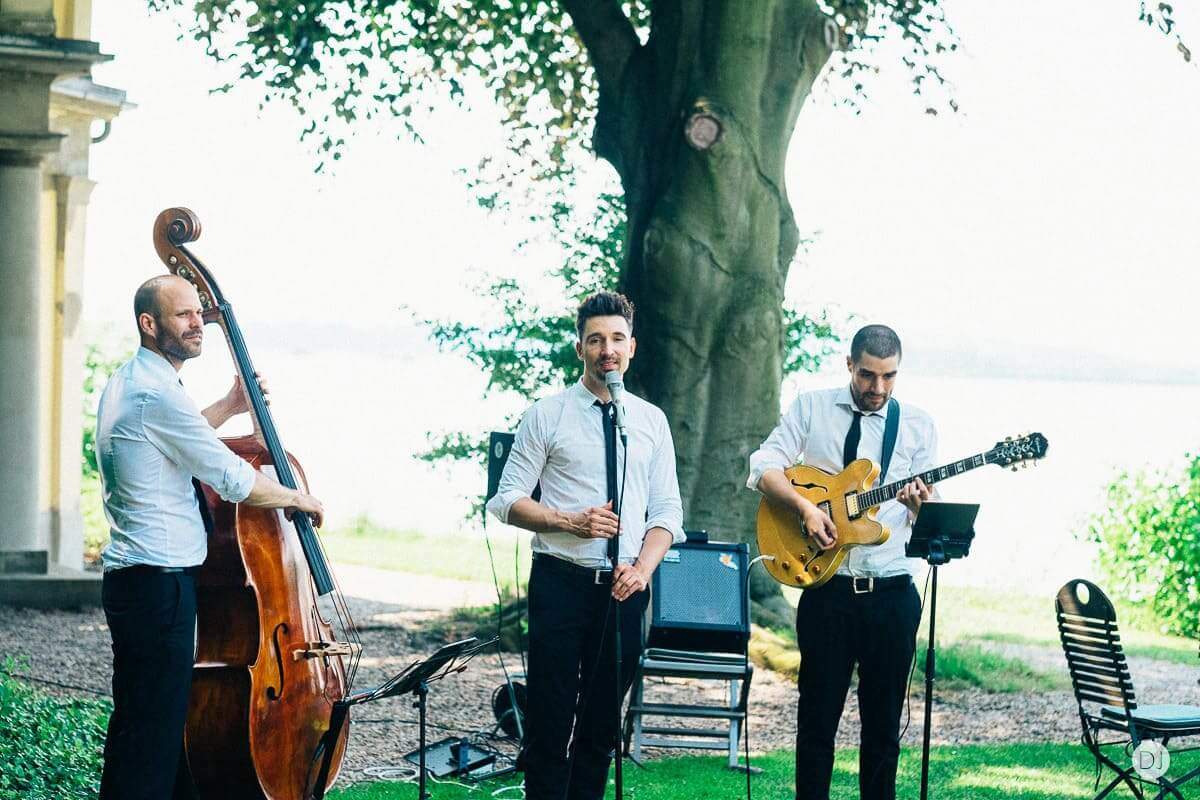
[416,682,430,800]
[920,565,938,800]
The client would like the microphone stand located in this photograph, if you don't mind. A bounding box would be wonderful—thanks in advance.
[602,401,627,800]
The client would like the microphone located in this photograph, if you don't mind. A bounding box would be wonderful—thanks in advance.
[604,370,628,434]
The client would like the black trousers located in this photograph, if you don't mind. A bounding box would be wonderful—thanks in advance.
[523,554,648,800]
[100,567,198,800]
[794,576,922,800]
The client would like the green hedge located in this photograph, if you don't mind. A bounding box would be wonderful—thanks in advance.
[0,667,109,800]
[1086,453,1200,637]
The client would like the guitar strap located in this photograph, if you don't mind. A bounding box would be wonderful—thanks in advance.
[880,397,901,484]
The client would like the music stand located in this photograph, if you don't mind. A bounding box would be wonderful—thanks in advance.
[311,637,491,800]
[905,501,978,800]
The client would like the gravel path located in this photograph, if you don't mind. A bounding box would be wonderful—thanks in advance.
[3,570,1198,788]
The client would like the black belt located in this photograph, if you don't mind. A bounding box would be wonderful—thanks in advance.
[825,574,912,594]
[533,553,614,584]
[107,564,200,578]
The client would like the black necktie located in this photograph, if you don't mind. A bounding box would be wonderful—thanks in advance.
[843,410,864,468]
[596,401,618,505]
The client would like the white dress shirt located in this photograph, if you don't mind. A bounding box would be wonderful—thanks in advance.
[746,385,938,578]
[487,380,686,568]
[97,347,256,570]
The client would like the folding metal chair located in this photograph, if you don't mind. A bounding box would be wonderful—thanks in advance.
[624,537,752,769]
[1056,579,1200,800]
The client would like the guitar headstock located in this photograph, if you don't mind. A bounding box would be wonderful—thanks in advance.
[988,432,1048,470]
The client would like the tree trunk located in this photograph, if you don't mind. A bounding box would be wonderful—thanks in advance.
[596,1,836,624]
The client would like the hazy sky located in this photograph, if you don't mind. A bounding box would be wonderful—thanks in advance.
[83,1,1199,377]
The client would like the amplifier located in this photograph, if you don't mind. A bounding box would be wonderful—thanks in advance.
[648,539,750,654]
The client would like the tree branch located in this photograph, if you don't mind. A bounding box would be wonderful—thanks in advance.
[559,0,641,93]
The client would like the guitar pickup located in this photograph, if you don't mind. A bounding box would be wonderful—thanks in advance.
[291,641,362,661]
[845,493,860,518]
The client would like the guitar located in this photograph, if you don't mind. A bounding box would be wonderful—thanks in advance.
[756,432,1049,588]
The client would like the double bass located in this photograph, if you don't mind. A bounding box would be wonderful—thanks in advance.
[153,207,361,799]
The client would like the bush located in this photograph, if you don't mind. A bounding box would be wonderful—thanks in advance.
[0,664,110,799]
[1085,454,1200,637]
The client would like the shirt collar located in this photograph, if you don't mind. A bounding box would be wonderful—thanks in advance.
[135,346,182,386]
[573,378,608,409]
[834,384,887,417]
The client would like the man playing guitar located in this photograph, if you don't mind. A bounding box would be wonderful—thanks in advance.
[747,324,934,800]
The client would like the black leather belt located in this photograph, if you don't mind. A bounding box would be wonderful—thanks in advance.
[533,553,614,584]
[826,574,912,594]
[108,564,200,577]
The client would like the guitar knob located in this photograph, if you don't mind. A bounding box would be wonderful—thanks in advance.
[811,564,822,575]
[781,561,791,571]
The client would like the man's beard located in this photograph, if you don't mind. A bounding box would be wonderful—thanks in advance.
[851,384,887,411]
[156,327,201,362]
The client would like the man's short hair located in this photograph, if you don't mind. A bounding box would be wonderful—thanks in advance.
[133,276,171,324]
[850,324,902,363]
[575,291,635,340]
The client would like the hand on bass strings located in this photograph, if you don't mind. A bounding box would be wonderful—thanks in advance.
[204,373,270,429]
[567,501,619,539]
[802,504,838,550]
[223,372,269,416]
[285,491,325,528]
[896,476,932,515]
[611,561,649,601]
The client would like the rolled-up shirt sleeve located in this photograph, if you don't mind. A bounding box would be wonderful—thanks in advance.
[486,405,547,524]
[644,412,685,544]
[142,386,256,503]
[746,393,811,492]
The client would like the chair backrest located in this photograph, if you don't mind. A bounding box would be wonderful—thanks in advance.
[1055,579,1138,714]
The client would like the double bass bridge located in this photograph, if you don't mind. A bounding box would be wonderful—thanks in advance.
[292,641,362,662]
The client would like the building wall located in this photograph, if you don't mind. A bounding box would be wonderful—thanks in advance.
[0,0,124,580]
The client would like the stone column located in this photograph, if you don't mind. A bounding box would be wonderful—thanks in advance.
[0,145,51,573]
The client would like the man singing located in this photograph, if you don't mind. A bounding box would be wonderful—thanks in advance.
[748,324,936,800]
[487,291,685,800]
[96,274,325,799]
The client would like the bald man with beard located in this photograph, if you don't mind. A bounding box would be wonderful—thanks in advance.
[95,275,325,799]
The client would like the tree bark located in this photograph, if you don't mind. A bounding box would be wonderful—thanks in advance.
[576,0,837,623]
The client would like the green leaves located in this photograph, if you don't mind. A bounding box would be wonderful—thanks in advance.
[81,343,131,481]
[0,665,110,800]
[1084,454,1200,636]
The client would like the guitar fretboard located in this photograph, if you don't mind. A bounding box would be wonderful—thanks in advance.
[857,452,991,510]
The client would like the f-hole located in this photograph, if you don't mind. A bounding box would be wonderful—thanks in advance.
[266,622,287,700]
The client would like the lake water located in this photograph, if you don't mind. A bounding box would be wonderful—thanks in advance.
[175,324,1195,595]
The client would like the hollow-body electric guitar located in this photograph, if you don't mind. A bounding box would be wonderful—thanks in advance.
[756,433,1048,589]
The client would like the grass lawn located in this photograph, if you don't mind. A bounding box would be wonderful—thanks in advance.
[320,516,530,588]
[918,584,1198,666]
[328,743,1199,799]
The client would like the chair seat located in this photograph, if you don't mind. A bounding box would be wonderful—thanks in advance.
[1101,704,1200,731]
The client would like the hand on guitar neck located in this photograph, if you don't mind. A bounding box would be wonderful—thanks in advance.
[896,476,934,517]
